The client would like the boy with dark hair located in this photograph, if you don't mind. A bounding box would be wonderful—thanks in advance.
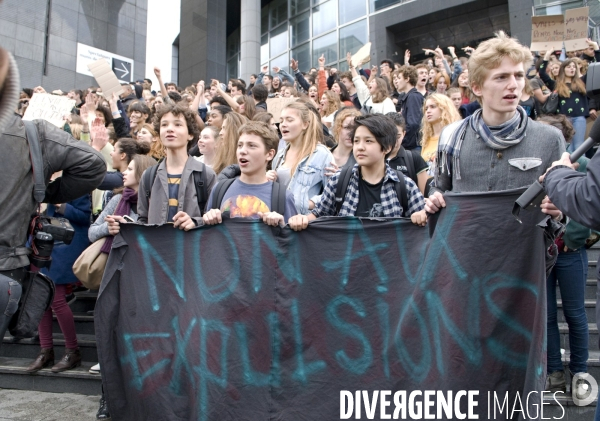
[385,112,428,195]
[203,121,297,226]
[252,84,268,111]
[414,64,429,96]
[380,59,394,82]
[394,66,424,152]
[138,103,217,229]
[230,80,246,96]
[340,71,359,109]
[209,96,230,108]
[289,114,426,230]
[165,82,179,93]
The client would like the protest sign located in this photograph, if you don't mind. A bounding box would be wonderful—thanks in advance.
[531,15,564,52]
[22,93,75,127]
[266,97,297,121]
[87,58,124,100]
[96,190,547,420]
[351,42,372,67]
[564,7,589,52]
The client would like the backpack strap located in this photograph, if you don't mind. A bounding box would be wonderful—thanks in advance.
[211,177,237,210]
[142,164,159,200]
[270,180,286,216]
[394,170,409,217]
[192,165,208,215]
[401,148,417,186]
[335,166,353,216]
[23,121,45,204]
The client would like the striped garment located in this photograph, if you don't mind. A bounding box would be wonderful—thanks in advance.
[167,173,181,222]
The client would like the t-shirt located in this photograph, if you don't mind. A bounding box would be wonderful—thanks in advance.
[387,147,428,185]
[206,179,298,222]
[519,97,536,119]
[421,135,440,176]
[529,76,550,95]
[355,177,384,218]
[167,173,181,222]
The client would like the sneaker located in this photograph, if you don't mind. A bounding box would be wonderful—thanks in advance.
[545,370,566,393]
[96,394,110,419]
[89,363,100,374]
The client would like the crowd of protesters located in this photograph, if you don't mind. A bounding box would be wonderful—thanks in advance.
[11,31,600,419]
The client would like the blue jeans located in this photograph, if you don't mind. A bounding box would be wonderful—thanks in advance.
[546,248,589,374]
[567,116,587,152]
[0,274,22,350]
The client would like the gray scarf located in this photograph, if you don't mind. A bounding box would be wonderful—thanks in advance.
[438,106,528,180]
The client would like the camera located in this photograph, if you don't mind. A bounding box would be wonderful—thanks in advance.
[30,217,74,269]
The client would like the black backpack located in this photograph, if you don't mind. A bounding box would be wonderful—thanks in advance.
[334,166,408,217]
[142,160,209,215]
[211,178,286,215]
[397,147,417,186]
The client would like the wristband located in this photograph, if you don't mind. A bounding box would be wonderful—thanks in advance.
[112,111,120,118]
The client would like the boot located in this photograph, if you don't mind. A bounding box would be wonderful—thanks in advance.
[51,347,81,372]
[26,348,54,373]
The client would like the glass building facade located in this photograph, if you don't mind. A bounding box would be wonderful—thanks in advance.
[227,0,412,80]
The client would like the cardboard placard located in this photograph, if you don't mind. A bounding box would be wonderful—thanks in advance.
[22,93,76,127]
[266,97,297,121]
[564,7,589,52]
[531,15,564,52]
[351,42,371,67]
[87,58,124,99]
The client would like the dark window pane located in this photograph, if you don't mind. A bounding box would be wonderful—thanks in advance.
[292,42,311,73]
[339,19,368,61]
[370,0,401,13]
[340,0,366,25]
[312,0,337,37]
[313,32,337,67]
[270,0,288,29]
[270,52,290,74]
[261,6,269,35]
[291,0,310,16]
[270,24,288,58]
[290,11,310,47]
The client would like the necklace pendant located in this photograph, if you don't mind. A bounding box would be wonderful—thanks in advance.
[497,152,503,159]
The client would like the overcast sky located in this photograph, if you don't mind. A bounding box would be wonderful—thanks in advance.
[145,0,180,88]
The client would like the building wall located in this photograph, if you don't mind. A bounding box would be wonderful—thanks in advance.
[178,0,227,88]
[369,0,531,66]
[0,0,148,91]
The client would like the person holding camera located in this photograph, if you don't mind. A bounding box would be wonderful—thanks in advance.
[0,99,106,350]
[26,191,92,373]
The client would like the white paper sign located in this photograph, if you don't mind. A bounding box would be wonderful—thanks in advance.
[76,43,134,83]
[23,93,76,127]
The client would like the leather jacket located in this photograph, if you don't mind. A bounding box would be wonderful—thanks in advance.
[0,114,106,270]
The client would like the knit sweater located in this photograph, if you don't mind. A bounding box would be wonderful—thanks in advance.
[433,119,566,193]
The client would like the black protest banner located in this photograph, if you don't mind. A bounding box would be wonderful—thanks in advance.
[96,190,547,421]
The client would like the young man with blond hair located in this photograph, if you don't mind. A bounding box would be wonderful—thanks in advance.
[424,30,567,394]
[426,31,565,210]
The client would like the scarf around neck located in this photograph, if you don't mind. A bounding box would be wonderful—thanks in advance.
[100,187,138,254]
[438,105,528,180]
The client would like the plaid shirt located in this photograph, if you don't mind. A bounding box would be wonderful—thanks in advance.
[312,164,425,218]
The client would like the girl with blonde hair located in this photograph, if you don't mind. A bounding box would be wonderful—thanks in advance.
[212,113,250,174]
[420,93,461,174]
[136,123,165,160]
[319,90,342,128]
[270,102,333,214]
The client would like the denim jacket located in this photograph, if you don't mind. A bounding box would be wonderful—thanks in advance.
[273,143,333,215]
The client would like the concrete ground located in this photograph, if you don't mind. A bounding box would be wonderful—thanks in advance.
[0,389,102,420]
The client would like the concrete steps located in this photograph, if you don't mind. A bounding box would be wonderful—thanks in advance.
[0,290,101,396]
